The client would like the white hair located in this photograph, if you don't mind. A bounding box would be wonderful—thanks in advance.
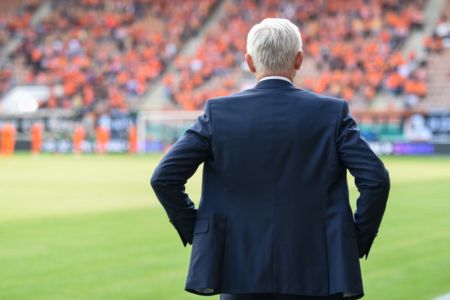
[246,18,303,73]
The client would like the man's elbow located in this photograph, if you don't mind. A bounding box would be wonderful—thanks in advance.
[379,168,390,194]
[150,169,162,192]
[366,166,390,194]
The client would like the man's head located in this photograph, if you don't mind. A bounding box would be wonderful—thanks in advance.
[245,18,303,81]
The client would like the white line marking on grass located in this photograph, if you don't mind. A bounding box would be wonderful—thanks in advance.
[434,292,450,300]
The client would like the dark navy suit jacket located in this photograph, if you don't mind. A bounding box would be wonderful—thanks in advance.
[151,79,390,299]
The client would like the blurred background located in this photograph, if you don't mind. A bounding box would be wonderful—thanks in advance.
[0,0,449,299]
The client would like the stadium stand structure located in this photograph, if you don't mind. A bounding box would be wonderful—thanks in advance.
[0,0,449,114]
[422,0,450,110]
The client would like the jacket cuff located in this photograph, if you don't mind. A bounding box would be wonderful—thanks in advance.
[360,232,378,259]
[168,211,197,247]
[169,218,189,246]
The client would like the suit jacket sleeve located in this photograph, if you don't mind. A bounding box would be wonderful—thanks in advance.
[336,101,390,259]
[150,101,213,247]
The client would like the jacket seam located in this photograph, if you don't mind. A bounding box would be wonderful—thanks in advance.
[207,100,214,145]
[335,101,346,141]
[207,100,215,160]
[326,102,345,294]
[324,181,331,293]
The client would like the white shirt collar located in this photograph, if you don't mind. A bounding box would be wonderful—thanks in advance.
[258,75,293,84]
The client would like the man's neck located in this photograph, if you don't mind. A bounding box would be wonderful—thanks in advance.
[258,75,293,84]
[256,71,294,83]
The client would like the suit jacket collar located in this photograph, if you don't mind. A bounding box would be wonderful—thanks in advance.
[254,78,295,89]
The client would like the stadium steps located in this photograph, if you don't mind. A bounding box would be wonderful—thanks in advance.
[402,0,448,60]
[140,0,228,110]
[420,0,450,110]
[371,0,448,110]
[422,48,450,110]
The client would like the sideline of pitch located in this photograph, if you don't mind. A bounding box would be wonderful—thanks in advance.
[434,292,450,300]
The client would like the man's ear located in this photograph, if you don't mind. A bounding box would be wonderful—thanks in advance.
[295,51,303,70]
[245,53,256,73]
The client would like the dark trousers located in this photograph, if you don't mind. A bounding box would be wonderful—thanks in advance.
[220,293,344,300]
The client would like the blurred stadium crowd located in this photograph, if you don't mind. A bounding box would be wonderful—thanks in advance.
[1,0,449,113]
[1,0,219,112]
[0,0,449,154]
[166,0,430,110]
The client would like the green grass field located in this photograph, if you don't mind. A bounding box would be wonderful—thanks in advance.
[0,154,449,300]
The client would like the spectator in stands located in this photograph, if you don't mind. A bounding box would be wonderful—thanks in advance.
[424,15,450,53]
[435,16,450,42]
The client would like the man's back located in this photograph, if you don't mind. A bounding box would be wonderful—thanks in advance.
[151,79,390,299]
